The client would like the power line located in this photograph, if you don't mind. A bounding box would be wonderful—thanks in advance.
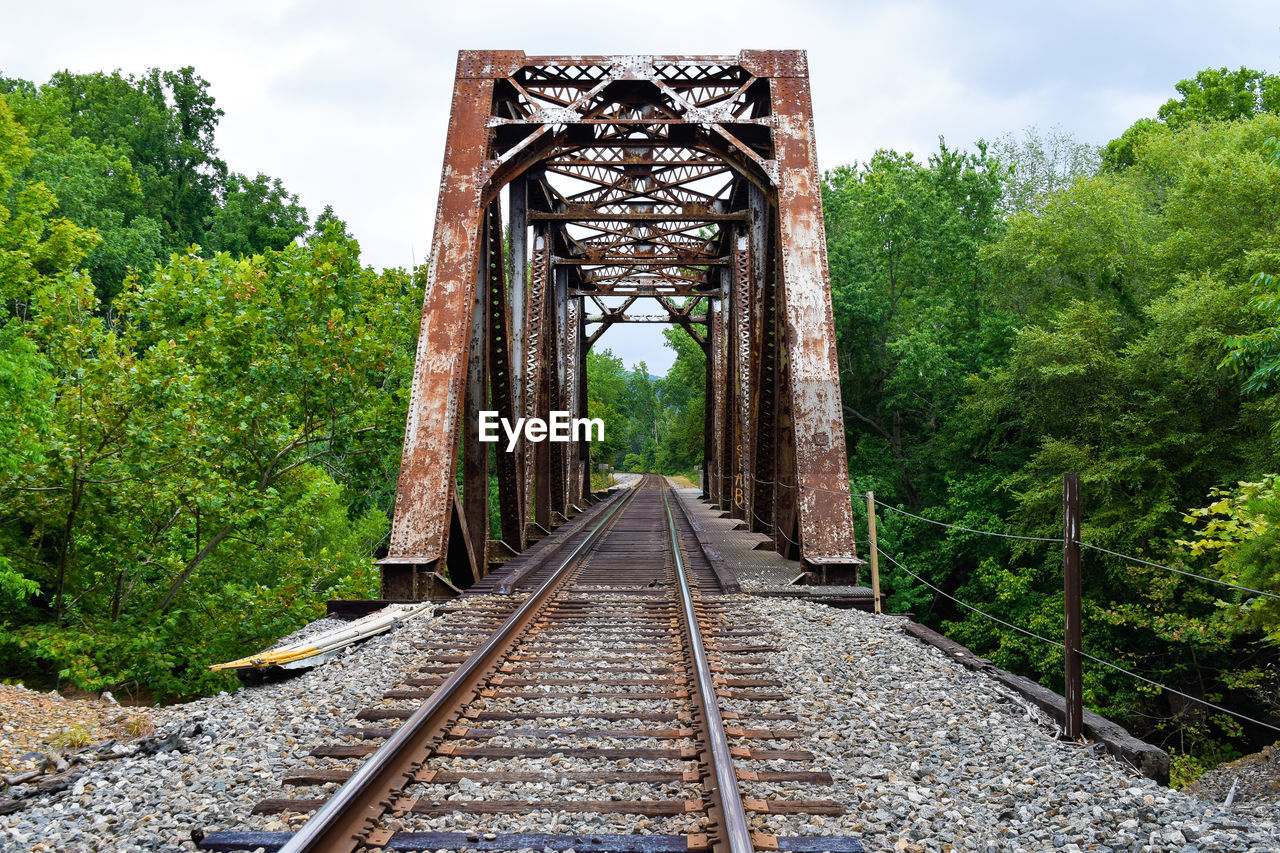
[1077,540,1280,601]
[879,546,1280,735]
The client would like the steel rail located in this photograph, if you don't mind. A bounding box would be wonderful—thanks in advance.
[665,487,741,594]
[661,486,753,853]
[279,481,643,853]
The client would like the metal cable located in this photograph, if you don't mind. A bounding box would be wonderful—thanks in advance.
[875,546,1064,649]
[735,472,1278,598]
[735,471,1060,541]
[726,472,1280,732]
[874,499,1065,543]
[749,507,807,551]
[880,546,1280,735]
[732,470,1280,731]
[1077,540,1280,601]
[1078,650,1280,734]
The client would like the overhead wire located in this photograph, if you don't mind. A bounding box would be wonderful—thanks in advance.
[713,469,1280,732]
[1077,540,1280,601]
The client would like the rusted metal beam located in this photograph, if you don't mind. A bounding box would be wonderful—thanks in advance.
[750,205,779,538]
[730,231,751,521]
[462,209,491,583]
[572,286,706,297]
[564,295,582,509]
[529,211,747,222]
[767,62,862,570]
[509,175,529,427]
[488,200,524,552]
[385,55,496,577]
[525,233,551,535]
[385,50,862,598]
[709,296,727,508]
[584,314,709,324]
[577,308,593,502]
[548,267,568,521]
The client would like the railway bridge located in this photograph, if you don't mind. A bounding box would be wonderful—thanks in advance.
[193,50,912,853]
[6,47,1262,853]
[379,50,865,598]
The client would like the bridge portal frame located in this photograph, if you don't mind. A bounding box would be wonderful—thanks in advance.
[381,50,862,598]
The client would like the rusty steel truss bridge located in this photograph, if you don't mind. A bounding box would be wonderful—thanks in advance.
[380,50,862,599]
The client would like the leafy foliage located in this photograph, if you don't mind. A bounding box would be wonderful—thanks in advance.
[584,327,706,480]
[827,81,1280,761]
[0,70,418,700]
[1178,478,1280,645]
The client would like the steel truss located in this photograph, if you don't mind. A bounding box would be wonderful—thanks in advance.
[381,51,862,598]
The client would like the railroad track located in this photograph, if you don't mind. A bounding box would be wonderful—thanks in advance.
[197,475,862,853]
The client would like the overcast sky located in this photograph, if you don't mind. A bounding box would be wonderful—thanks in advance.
[3,1,1278,373]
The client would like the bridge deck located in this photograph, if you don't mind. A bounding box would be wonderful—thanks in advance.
[670,488,876,608]
[470,482,876,608]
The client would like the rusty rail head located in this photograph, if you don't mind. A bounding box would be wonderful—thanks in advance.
[661,486,753,853]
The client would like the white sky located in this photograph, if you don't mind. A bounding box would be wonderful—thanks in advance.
[3,1,1278,373]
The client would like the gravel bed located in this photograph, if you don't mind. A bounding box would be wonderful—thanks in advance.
[1185,742,1280,814]
[0,600,474,852]
[740,597,1280,853]
[6,590,1274,852]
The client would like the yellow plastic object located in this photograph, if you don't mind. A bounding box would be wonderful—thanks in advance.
[209,646,322,671]
[207,602,433,672]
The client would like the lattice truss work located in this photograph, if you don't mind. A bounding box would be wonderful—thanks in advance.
[381,51,862,598]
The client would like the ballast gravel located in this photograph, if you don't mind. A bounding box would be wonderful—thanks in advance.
[739,598,1279,853]
[2,594,1276,852]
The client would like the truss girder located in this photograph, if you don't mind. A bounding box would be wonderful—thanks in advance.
[382,50,862,596]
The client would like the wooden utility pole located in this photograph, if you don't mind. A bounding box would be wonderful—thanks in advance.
[1063,473,1083,740]
[866,491,881,614]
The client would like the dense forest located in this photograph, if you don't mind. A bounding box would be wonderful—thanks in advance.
[584,327,705,480]
[824,67,1280,783]
[0,68,421,699]
[1,63,1278,784]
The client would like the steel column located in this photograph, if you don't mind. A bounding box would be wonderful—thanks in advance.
[760,54,862,572]
[487,200,524,552]
[461,212,490,585]
[383,55,500,594]
[526,232,551,536]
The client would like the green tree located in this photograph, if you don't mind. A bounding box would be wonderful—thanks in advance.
[656,326,705,474]
[1179,478,1280,645]
[823,139,1007,507]
[38,67,227,248]
[1158,67,1280,128]
[206,172,309,256]
[990,125,1100,215]
[934,115,1280,752]
[585,348,630,469]
[1104,66,1280,171]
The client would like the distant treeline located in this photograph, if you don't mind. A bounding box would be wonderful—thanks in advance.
[585,330,704,480]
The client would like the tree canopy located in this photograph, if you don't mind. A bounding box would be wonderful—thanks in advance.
[0,68,415,699]
[823,96,1280,783]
